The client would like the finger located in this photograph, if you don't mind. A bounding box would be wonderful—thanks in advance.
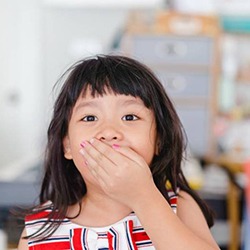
[79,144,117,189]
[80,140,121,182]
[89,138,148,169]
[86,162,109,189]
[83,139,148,173]
[80,145,111,178]
[85,139,131,167]
[112,145,148,168]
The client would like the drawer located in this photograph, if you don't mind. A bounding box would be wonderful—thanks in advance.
[176,105,211,156]
[155,70,211,98]
[131,35,214,66]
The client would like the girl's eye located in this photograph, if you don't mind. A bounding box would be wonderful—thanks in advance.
[82,115,97,122]
[122,114,139,121]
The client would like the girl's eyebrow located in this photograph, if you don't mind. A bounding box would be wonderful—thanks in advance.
[74,101,98,112]
[120,99,144,107]
[74,98,144,112]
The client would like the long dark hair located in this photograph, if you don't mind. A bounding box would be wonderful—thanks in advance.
[26,54,214,239]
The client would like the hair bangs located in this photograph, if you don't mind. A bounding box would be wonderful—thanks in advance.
[78,57,153,109]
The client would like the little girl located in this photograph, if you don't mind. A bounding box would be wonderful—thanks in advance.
[18,55,219,249]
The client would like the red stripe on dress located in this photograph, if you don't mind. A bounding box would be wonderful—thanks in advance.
[107,231,114,250]
[128,220,138,250]
[132,231,150,242]
[169,197,177,205]
[29,241,70,250]
[71,228,83,250]
[26,211,51,221]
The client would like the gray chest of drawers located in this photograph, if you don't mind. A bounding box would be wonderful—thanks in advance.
[122,34,219,157]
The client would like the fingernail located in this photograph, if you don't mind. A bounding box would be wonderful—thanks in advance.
[112,144,120,149]
[90,138,95,144]
[80,141,87,148]
[79,148,85,155]
[85,160,88,166]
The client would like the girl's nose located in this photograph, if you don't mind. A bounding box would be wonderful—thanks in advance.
[95,126,123,142]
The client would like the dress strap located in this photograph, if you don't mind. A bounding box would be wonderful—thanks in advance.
[166,180,179,214]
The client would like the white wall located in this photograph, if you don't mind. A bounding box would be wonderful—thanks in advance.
[0,0,44,171]
[0,0,164,177]
[42,7,129,105]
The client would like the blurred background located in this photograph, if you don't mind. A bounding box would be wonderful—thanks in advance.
[0,0,250,249]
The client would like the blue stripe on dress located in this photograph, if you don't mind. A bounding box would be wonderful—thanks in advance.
[82,228,88,250]
[109,227,118,249]
[125,221,134,250]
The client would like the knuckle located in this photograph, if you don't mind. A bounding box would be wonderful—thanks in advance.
[113,171,120,178]
[91,161,98,168]
[108,181,115,189]
[90,169,97,177]
[96,153,104,162]
[101,147,112,158]
[123,161,130,169]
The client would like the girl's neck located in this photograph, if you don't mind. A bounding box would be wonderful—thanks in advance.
[68,191,132,228]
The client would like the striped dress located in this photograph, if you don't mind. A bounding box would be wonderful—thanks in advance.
[25,190,178,250]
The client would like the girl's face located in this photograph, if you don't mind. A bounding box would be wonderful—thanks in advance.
[63,87,157,186]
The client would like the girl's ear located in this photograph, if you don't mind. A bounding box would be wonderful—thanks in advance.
[63,136,73,160]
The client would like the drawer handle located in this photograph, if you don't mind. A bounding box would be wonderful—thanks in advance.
[166,76,187,92]
[155,41,187,57]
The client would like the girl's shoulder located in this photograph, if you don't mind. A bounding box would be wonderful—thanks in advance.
[24,201,71,241]
[176,189,206,222]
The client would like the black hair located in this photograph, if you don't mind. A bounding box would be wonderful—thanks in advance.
[25,54,214,239]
